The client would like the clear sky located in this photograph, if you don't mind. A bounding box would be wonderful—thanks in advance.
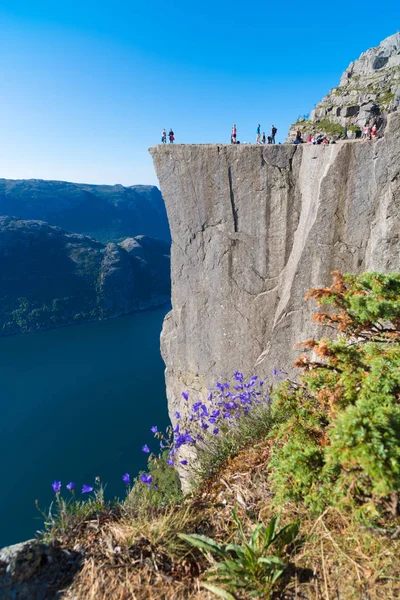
[0,1,399,186]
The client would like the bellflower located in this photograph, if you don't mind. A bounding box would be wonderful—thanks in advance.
[151,426,158,433]
[66,482,75,492]
[122,473,130,485]
[52,481,61,494]
[82,485,93,494]
[182,391,189,401]
[142,444,150,453]
[140,473,153,487]
[180,459,188,466]
[175,411,181,419]
[167,457,174,466]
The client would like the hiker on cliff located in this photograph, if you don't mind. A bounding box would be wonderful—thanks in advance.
[271,125,277,144]
[256,124,261,144]
[307,134,312,143]
[262,132,266,144]
[363,124,371,140]
[371,123,377,139]
[161,129,167,144]
[231,124,237,144]
[295,129,302,143]
[169,128,175,143]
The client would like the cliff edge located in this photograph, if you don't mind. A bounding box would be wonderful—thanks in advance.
[150,112,400,422]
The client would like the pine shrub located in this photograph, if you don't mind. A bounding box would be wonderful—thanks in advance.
[269,271,400,519]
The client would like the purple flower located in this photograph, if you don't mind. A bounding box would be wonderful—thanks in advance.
[200,422,209,430]
[209,417,216,424]
[216,382,224,392]
[175,411,181,419]
[82,485,93,494]
[142,444,150,453]
[207,392,213,401]
[140,473,153,487]
[211,409,220,418]
[192,401,202,413]
[234,370,244,382]
[66,482,75,492]
[273,369,277,376]
[180,460,188,466]
[259,380,264,386]
[212,428,219,435]
[182,391,189,401]
[52,481,61,494]
[160,441,165,448]
[151,426,158,433]
[167,457,174,466]
[122,473,130,485]
[173,423,180,434]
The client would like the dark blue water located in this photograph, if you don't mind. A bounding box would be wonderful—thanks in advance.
[0,307,170,547]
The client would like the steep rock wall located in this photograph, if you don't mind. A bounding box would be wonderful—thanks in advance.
[150,113,400,422]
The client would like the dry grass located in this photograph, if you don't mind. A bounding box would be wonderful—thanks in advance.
[58,439,400,599]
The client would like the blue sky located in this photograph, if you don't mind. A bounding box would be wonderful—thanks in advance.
[0,1,399,186]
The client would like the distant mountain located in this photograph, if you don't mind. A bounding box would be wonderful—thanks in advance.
[0,217,170,336]
[0,179,170,243]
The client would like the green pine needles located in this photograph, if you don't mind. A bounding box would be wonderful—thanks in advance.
[269,271,400,520]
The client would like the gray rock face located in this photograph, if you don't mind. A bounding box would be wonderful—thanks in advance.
[0,539,81,599]
[150,112,400,427]
[288,32,400,141]
[0,217,170,336]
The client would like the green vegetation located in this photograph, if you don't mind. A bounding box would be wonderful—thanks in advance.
[180,510,299,600]
[38,271,400,599]
[316,119,345,136]
[378,89,395,107]
[269,271,400,520]
[348,125,361,132]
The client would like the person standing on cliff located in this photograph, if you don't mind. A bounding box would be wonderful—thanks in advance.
[262,132,266,144]
[161,129,167,143]
[231,124,237,144]
[169,128,175,143]
[271,125,277,144]
[256,124,261,144]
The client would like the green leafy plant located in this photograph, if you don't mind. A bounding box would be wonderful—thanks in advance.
[179,509,299,599]
[269,271,400,520]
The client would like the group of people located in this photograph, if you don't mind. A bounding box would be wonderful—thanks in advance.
[230,124,278,144]
[362,123,378,140]
[161,128,175,143]
[159,120,379,146]
[293,120,379,146]
[295,131,335,145]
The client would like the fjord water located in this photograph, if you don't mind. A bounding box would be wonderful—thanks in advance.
[0,307,170,547]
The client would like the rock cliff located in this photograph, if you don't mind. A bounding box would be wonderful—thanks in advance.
[150,111,400,423]
[0,217,170,336]
[287,31,400,141]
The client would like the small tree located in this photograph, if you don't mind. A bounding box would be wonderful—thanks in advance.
[269,271,400,519]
